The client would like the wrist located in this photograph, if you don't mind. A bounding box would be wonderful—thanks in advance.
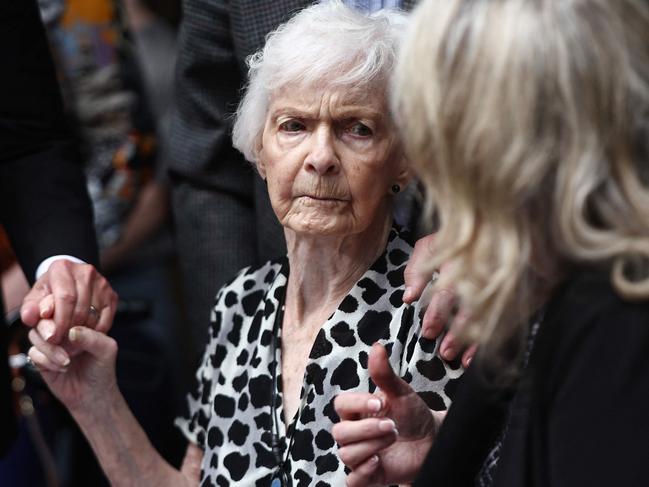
[70,380,122,422]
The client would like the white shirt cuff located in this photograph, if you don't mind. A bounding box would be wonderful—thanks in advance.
[35,255,86,280]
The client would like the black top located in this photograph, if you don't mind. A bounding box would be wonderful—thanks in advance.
[0,0,98,279]
[414,268,649,487]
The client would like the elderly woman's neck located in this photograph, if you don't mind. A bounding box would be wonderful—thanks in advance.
[284,216,392,325]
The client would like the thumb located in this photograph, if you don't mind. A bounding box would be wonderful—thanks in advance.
[368,343,412,399]
[68,326,117,361]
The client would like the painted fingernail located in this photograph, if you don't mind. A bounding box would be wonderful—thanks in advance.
[41,322,56,341]
[378,419,396,432]
[69,328,79,342]
[39,303,53,318]
[367,398,382,412]
[465,357,473,367]
[55,352,70,367]
[443,346,455,360]
[403,287,412,301]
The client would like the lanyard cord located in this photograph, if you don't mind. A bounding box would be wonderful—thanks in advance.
[269,288,285,466]
[268,264,309,474]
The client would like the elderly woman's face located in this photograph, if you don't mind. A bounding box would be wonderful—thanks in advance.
[258,85,407,236]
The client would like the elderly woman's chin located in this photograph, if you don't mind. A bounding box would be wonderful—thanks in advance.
[275,191,393,237]
[280,205,361,236]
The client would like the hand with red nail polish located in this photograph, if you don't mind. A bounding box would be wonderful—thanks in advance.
[404,233,477,368]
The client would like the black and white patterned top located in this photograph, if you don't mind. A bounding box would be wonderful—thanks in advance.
[176,229,463,486]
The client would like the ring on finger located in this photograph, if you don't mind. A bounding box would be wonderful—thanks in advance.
[89,305,99,320]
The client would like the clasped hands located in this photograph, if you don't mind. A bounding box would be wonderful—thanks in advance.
[20,259,119,411]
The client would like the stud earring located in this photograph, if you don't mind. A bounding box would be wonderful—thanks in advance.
[391,184,401,194]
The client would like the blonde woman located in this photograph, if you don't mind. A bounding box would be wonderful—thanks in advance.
[332,0,649,485]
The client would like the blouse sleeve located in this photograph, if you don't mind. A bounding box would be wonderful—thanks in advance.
[174,266,250,448]
[397,298,465,411]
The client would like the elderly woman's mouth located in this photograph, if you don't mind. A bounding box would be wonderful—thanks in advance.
[298,195,348,203]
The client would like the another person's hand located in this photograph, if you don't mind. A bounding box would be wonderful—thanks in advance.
[27,325,118,414]
[403,234,476,367]
[21,260,118,343]
[332,343,444,487]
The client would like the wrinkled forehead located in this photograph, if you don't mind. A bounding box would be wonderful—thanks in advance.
[267,80,390,118]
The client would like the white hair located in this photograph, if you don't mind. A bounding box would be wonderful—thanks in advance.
[232,0,408,164]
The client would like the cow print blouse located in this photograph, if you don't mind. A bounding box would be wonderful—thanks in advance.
[176,228,463,487]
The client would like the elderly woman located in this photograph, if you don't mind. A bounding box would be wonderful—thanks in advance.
[26,3,461,486]
[333,0,649,486]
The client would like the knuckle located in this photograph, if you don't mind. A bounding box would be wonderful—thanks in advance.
[72,308,87,324]
[331,423,343,440]
[338,447,352,464]
[57,291,77,305]
[83,263,97,276]
[105,337,119,355]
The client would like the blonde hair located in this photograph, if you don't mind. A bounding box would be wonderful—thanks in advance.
[393,0,649,360]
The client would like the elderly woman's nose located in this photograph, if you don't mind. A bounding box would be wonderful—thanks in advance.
[304,129,340,175]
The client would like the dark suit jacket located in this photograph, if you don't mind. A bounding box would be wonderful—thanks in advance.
[414,269,649,486]
[0,0,98,455]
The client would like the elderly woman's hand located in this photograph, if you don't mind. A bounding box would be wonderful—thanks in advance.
[404,233,477,367]
[332,344,444,487]
[27,324,119,414]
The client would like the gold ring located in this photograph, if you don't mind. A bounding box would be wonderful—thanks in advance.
[89,305,99,319]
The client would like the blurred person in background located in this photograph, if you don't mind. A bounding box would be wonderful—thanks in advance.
[10,0,186,484]
[1,0,116,482]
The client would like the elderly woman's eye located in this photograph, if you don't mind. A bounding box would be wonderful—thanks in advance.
[348,122,373,137]
[279,120,305,132]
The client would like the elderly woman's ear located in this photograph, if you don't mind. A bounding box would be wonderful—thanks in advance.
[390,155,412,194]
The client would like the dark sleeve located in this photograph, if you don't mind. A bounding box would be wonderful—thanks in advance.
[0,0,98,281]
[544,297,649,486]
[167,0,251,195]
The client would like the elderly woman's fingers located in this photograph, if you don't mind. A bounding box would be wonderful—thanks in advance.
[28,345,68,374]
[36,318,58,343]
[31,324,71,368]
[333,418,397,446]
[346,455,381,487]
[67,326,118,362]
[403,234,437,303]
[334,393,383,420]
[337,432,397,469]
[368,343,412,399]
